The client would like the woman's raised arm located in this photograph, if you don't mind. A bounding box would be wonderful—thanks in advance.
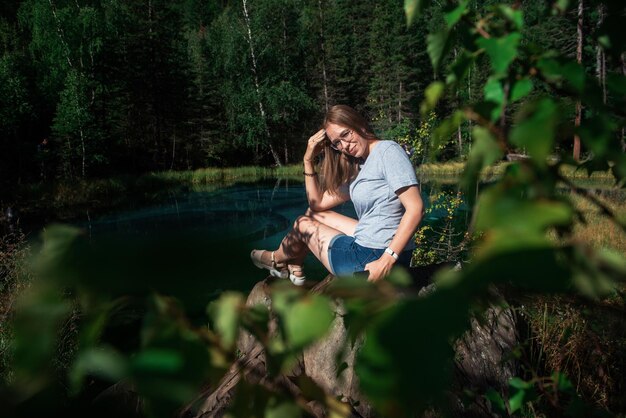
[303,129,349,211]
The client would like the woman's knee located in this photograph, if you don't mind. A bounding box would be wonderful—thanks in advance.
[294,214,313,232]
[304,207,314,217]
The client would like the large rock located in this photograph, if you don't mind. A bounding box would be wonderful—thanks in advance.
[192,269,518,418]
[302,299,373,418]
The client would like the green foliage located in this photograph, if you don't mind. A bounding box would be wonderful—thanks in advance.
[412,189,468,266]
[0,56,30,130]
[2,0,626,417]
[272,289,334,351]
[411,0,626,415]
[477,32,521,76]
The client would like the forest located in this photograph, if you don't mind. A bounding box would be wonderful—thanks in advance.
[1,0,622,185]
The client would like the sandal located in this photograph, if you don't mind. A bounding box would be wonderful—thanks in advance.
[250,250,287,279]
[287,264,306,286]
[250,250,306,286]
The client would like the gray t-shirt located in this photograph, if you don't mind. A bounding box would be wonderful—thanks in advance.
[348,140,419,250]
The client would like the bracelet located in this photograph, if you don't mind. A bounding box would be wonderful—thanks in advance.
[384,247,399,260]
[303,171,318,177]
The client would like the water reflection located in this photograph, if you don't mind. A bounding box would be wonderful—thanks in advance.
[78,179,354,241]
[74,178,470,292]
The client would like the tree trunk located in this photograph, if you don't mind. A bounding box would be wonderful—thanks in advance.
[242,0,282,166]
[48,0,74,69]
[457,125,463,158]
[454,49,463,158]
[398,80,403,122]
[596,4,606,104]
[622,53,626,152]
[573,0,583,162]
[170,129,176,170]
[318,0,329,112]
[467,58,473,151]
[15,128,22,184]
[79,125,86,177]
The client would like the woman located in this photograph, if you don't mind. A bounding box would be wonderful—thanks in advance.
[251,105,423,285]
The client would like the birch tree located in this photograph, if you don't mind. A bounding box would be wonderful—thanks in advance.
[573,0,583,161]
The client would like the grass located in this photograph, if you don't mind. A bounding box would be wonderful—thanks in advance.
[518,190,626,414]
[0,231,34,383]
[17,165,305,223]
[17,162,619,217]
[518,294,625,413]
[153,165,303,184]
[417,160,617,185]
[568,192,626,252]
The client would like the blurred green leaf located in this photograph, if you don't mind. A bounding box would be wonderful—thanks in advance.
[208,292,244,350]
[69,347,128,394]
[12,283,71,391]
[404,0,431,25]
[241,303,271,341]
[484,388,506,414]
[461,126,503,205]
[509,377,533,390]
[446,51,475,85]
[553,372,574,392]
[265,399,301,418]
[510,98,559,162]
[597,248,626,277]
[572,271,613,299]
[577,114,618,160]
[78,302,119,349]
[35,224,85,285]
[477,32,521,75]
[132,349,184,374]
[510,78,533,102]
[474,189,573,236]
[226,380,271,418]
[432,110,465,156]
[328,276,375,294]
[444,0,469,28]
[327,398,352,418]
[385,267,412,287]
[356,293,467,415]
[297,375,326,402]
[130,327,213,414]
[463,246,572,292]
[508,388,526,413]
[537,58,585,93]
[273,292,334,350]
[497,5,523,29]
[553,0,571,14]
[484,77,505,121]
[427,29,453,72]
[420,81,445,117]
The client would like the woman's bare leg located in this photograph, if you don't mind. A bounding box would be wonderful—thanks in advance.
[271,209,357,271]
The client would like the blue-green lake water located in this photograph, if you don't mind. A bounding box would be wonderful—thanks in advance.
[71,178,467,299]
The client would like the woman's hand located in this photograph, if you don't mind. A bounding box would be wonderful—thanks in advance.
[304,129,327,162]
[364,253,396,282]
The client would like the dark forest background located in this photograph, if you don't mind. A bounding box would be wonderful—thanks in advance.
[0,0,621,185]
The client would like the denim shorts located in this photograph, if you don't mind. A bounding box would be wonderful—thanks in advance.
[327,234,412,276]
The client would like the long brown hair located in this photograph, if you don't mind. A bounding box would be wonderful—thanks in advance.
[318,105,378,195]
